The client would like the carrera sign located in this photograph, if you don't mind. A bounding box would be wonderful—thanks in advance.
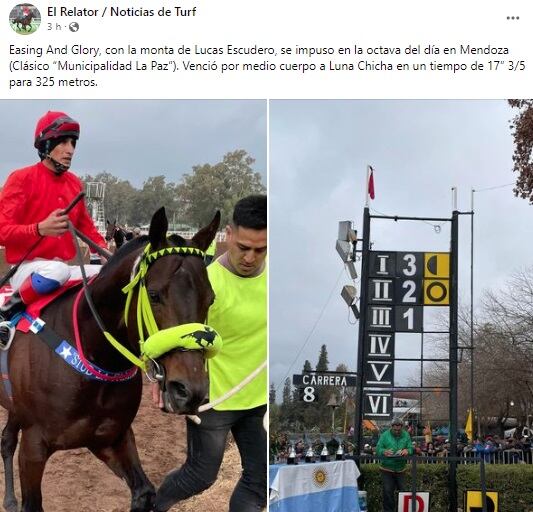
[292,373,357,387]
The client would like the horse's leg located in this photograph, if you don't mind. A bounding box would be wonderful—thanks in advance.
[90,427,155,512]
[18,427,49,512]
[1,414,20,512]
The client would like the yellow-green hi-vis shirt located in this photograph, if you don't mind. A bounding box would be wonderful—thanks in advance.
[207,259,267,410]
[206,239,217,257]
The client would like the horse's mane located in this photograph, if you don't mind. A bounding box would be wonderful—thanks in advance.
[97,236,148,278]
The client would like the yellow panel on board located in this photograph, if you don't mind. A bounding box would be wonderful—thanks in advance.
[424,252,450,278]
[464,490,499,512]
[423,279,449,305]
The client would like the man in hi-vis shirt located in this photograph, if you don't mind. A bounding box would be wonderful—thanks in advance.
[155,194,267,512]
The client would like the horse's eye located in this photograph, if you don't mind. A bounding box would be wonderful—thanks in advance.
[148,290,161,303]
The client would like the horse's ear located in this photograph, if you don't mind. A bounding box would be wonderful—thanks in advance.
[149,207,168,250]
[106,219,110,225]
[192,211,221,251]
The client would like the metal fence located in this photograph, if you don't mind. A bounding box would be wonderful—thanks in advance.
[358,448,533,465]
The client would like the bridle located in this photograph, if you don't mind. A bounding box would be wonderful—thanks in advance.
[69,222,222,382]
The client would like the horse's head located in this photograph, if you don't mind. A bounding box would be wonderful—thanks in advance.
[105,219,117,242]
[105,219,127,250]
[133,208,220,415]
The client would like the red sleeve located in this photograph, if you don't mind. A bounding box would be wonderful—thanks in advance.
[0,171,40,246]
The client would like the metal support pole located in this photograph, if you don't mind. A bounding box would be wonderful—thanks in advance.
[410,456,418,512]
[448,210,459,512]
[354,207,371,456]
[480,455,488,512]
[470,189,475,437]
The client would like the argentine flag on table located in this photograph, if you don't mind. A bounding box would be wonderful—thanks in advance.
[270,460,360,512]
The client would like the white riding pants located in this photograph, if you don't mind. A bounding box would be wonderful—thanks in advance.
[10,259,101,291]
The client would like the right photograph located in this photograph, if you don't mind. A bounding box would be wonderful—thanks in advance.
[268,100,533,512]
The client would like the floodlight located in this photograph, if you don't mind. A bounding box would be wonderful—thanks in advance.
[346,261,357,280]
[341,285,360,319]
[338,221,352,241]
[341,285,356,306]
[336,240,351,262]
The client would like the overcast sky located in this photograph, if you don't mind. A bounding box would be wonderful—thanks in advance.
[0,100,266,187]
[269,100,533,395]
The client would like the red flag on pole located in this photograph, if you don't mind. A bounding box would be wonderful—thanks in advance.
[368,166,375,200]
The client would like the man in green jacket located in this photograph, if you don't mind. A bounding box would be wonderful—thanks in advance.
[376,418,413,512]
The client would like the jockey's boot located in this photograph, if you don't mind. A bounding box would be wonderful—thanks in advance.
[0,291,25,347]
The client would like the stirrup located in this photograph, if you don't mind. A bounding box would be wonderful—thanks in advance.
[0,321,15,351]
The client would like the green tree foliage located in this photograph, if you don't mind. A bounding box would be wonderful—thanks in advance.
[335,363,355,432]
[269,383,276,405]
[303,359,312,372]
[80,150,264,228]
[269,402,280,434]
[177,150,265,228]
[279,377,297,430]
[509,99,533,203]
[281,377,292,407]
[130,176,180,226]
[316,344,329,372]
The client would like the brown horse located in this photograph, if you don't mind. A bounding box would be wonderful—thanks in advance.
[0,207,220,512]
[105,219,135,250]
[12,12,34,32]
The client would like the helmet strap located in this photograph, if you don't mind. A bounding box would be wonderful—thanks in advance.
[46,155,70,174]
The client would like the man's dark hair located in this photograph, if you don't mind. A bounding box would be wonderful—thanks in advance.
[232,194,267,230]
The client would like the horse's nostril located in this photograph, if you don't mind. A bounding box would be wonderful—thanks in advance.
[168,381,189,400]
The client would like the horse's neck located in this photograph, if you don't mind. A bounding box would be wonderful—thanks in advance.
[77,251,141,366]
[114,229,125,248]
[90,253,138,318]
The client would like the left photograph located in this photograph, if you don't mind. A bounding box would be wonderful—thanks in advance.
[0,100,267,512]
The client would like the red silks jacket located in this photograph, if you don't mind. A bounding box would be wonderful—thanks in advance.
[0,162,106,264]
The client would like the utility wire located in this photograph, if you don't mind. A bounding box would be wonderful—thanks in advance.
[474,182,514,193]
[275,266,345,391]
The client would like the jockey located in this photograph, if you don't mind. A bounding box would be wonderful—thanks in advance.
[22,5,31,18]
[0,111,108,346]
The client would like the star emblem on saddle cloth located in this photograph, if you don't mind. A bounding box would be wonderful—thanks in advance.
[59,346,73,360]
[181,327,217,348]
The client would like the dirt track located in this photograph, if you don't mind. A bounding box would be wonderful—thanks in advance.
[0,383,240,511]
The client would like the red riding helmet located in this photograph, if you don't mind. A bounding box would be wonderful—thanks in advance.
[34,111,80,149]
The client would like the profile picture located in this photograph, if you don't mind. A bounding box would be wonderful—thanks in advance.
[9,3,41,34]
